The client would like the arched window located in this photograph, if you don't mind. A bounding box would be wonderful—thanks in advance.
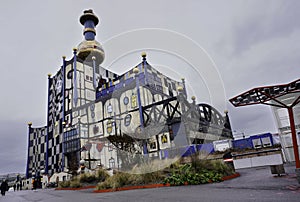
[109,158,115,169]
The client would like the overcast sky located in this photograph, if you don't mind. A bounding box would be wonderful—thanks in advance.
[0,0,299,175]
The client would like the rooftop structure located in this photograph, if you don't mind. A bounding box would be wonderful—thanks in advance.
[77,9,105,65]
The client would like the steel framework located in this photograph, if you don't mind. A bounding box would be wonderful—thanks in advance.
[229,78,300,169]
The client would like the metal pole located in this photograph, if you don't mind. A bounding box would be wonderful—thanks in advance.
[287,107,300,169]
[88,152,91,169]
[117,115,120,171]
[113,114,119,170]
[135,72,144,127]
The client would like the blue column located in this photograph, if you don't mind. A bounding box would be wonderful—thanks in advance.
[134,69,148,155]
[135,72,144,127]
[26,123,32,178]
[45,74,52,175]
[61,56,66,171]
[84,20,96,40]
[73,48,78,107]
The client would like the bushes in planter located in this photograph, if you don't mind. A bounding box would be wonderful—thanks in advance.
[163,159,232,186]
[96,171,165,190]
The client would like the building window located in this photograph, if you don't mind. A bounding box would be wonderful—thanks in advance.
[109,158,115,169]
[107,103,113,114]
[124,114,132,126]
[108,143,113,151]
[123,96,129,105]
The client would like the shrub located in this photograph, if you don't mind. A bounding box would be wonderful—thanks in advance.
[96,158,235,190]
[163,169,223,186]
[97,172,132,190]
[190,159,234,176]
[96,169,109,182]
[210,160,234,176]
[79,173,96,184]
[97,178,113,190]
[57,169,110,189]
[140,172,165,184]
[58,180,70,188]
[115,172,132,187]
[163,159,228,186]
[96,171,165,190]
[69,179,81,188]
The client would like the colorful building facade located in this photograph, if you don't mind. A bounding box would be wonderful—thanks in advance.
[26,10,232,179]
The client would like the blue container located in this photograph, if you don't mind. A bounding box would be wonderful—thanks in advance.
[232,138,253,149]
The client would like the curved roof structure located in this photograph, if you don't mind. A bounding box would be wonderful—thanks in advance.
[229,78,300,108]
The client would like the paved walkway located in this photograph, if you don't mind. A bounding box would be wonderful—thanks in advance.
[1,164,299,202]
[70,163,300,201]
[211,163,300,192]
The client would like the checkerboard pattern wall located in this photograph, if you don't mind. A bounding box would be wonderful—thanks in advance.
[47,69,64,175]
[145,65,181,97]
[27,126,47,177]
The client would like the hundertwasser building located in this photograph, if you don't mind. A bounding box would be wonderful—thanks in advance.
[26,10,232,179]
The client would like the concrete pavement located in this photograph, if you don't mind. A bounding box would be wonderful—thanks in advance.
[1,163,299,201]
[207,162,300,192]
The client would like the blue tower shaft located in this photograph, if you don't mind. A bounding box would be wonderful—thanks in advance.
[84,20,96,40]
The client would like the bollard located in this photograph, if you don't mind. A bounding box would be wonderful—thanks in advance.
[295,168,300,184]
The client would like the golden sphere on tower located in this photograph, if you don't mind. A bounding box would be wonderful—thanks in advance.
[77,40,105,64]
[141,52,147,58]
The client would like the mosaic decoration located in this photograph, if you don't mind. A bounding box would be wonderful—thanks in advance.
[145,65,181,97]
[123,96,129,105]
[148,136,158,152]
[47,69,64,175]
[158,133,171,150]
[26,126,47,178]
[96,142,105,152]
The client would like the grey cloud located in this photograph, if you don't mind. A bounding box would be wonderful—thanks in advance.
[0,120,27,174]
[231,1,300,56]
[228,104,277,136]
